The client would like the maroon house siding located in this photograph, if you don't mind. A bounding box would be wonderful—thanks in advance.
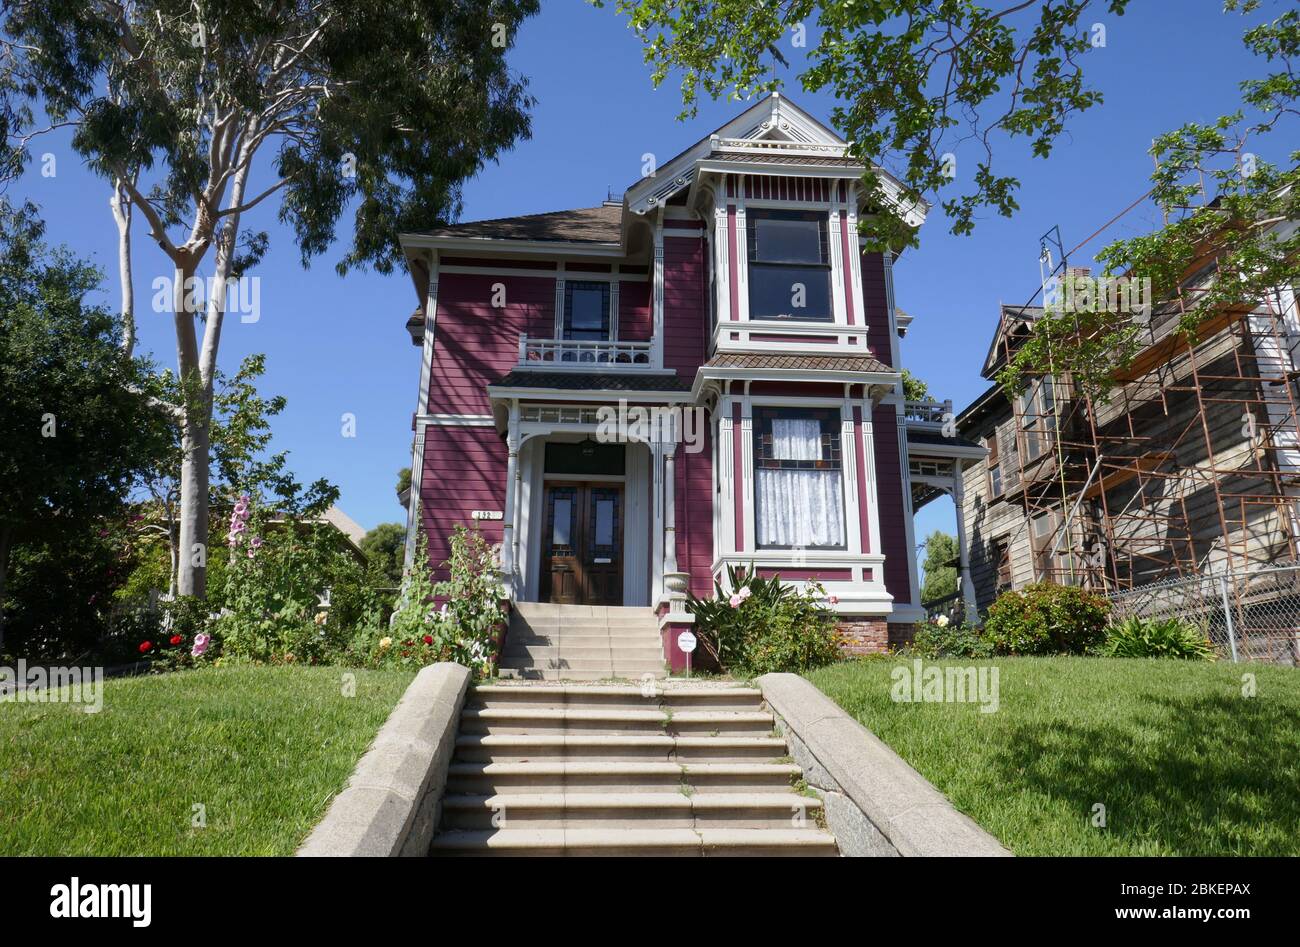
[428,272,555,414]
[676,424,714,597]
[871,404,911,604]
[619,279,652,341]
[860,251,893,367]
[419,424,505,581]
[662,235,708,377]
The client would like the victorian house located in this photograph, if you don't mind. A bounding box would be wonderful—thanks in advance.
[398,95,981,668]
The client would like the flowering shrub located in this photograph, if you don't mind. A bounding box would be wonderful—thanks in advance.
[213,494,373,663]
[365,527,503,675]
[686,564,842,675]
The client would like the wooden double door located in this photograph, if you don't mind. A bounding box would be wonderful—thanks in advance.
[540,482,623,606]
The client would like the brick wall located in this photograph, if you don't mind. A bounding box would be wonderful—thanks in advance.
[837,617,888,655]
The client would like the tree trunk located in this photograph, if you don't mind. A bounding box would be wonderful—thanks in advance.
[0,524,13,654]
[176,421,210,598]
[172,259,210,599]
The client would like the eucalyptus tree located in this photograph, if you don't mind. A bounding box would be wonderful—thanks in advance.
[1,0,539,596]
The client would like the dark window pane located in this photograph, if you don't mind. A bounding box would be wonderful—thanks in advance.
[749,264,832,321]
[564,281,609,340]
[755,217,821,263]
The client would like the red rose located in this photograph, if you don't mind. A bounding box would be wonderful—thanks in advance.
[169,635,183,646]
[139,641,152,653]
[422,635,433,645]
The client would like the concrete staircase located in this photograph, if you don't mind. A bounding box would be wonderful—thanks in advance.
[430,684,839,856]
[498,602,666,681]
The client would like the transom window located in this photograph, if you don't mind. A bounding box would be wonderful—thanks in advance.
[753,407,845,549]
[746,209,832,322]
[563,281,610,341]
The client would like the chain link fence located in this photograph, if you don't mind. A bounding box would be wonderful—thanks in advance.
[1106,564,1300,665]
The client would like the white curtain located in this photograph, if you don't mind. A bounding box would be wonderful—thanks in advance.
[756,418,845,547]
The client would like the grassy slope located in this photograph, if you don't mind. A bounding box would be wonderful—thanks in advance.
[806,657,1300,856]
[0,665,414,856]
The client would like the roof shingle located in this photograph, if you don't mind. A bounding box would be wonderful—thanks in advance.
[413,204,622,244]
[705,352,894,374]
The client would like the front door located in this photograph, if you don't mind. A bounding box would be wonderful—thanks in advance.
[541,482,623,605]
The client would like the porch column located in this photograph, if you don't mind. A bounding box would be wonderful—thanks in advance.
[953,462,978,624]
[500,401,520,597]
[663,438,678,575]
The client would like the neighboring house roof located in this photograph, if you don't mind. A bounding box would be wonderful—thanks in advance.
[491,370,695,392]
[981,304,1042,379]
[411,204,622,245]
[955,381,1011,433]
[322,506,368,547]
[705,352,894,374]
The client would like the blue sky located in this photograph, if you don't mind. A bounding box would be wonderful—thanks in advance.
[10,1,1288,573]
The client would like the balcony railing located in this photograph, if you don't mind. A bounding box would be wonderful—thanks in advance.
[517,335,655,370]
[903,399,953,426]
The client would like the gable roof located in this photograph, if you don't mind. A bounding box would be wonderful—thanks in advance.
[622,93,928,228]
[981,304,1043,379]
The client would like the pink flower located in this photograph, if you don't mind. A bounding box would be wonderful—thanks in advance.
[247,547,258,558]
[229,519,246,534]
[249,536,263,549]
[729,594,743,608]
[828,595,839,606]
[739,586,752,601]
[191,633,210,658]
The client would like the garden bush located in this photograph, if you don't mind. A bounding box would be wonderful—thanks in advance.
[909,617,994,658]
[686,564,841,675]
[982,582,1110,655]
[1101,616,1215,660]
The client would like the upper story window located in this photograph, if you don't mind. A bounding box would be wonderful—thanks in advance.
[746,209,832,322]
[563,281,610,341]
[753,406,845,549]
[1017,376,1056,461]
[985,433,1002,497]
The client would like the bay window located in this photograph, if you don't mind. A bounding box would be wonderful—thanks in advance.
[746,209,832,321]
[753,407,846,548]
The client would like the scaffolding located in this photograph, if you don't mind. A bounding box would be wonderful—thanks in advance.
[996,253,1300,660]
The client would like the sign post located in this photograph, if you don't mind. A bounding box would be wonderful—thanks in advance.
[677,630,697,679]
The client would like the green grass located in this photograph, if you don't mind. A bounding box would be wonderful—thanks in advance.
[0,665,414,855]
[806,656,1300,856]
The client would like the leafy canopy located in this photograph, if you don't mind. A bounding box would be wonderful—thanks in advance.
[604,0,1129,250]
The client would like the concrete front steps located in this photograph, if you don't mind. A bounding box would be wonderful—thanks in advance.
[498,602,666,681]
[430,684,839,856]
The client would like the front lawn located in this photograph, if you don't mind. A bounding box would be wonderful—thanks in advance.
[806,656,1300,856]
[0,665,414,856]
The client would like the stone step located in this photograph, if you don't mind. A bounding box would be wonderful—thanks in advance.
[511,604,655,620]
[457,707,774,736]
[467,685,764,712]
[429,827,838,857]
[453,734,788,763]
[513,614,660,628]
[501,644,665,662]
[439,792,823,830]
[496,668,668,682]
[494,660,667,678]
[444,761,803,795]
[505,631,662,645]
